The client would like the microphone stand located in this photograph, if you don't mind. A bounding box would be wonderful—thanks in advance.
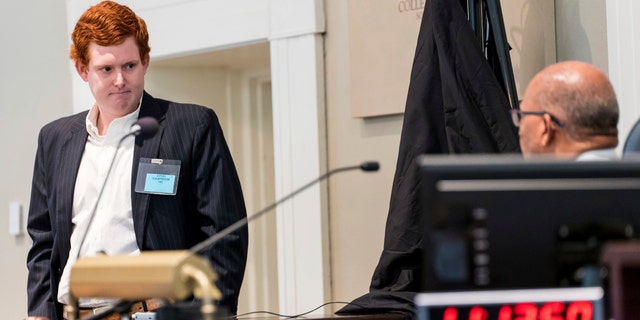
[75,132,137,259]
[75,117,158,258]
[67,117,159,320]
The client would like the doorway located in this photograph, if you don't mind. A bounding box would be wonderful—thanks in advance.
[145,41,278,313]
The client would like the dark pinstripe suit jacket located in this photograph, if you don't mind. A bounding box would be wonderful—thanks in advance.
[26,92,248,319]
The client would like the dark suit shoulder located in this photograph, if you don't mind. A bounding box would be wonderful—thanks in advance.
[39,111,88,143]
[158,99,222,127]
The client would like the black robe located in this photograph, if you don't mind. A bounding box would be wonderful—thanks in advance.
[337,0,520,318]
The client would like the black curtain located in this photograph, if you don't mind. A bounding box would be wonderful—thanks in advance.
[337,0,520,318]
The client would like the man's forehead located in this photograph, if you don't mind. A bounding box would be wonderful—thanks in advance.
[86,39,141,65]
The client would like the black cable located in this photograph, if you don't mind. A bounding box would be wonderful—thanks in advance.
[229,301,369,319]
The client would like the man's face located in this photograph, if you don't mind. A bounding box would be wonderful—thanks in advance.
[76,36,148,119]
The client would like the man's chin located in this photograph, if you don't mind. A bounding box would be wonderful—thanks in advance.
[108,97,138,112]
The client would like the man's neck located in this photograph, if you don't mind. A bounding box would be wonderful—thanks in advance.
[96,112,113,136]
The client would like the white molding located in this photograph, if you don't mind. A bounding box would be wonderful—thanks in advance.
[271,33,329,315]
[270,0,325,40]
[66,0,325,60]
[236,69,279,313]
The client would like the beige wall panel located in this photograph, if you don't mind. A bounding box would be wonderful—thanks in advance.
[325,0,404,305]
[501,0,556,98]
[348,0,423,118]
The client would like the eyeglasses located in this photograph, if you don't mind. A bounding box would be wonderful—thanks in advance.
[510,109,565,128]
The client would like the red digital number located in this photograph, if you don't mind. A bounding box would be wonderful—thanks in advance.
[513,303,537,320]
[440,300,593,320]
[469,306,488,320]
[539,301,564,320]
[497,305,512,320]
[443,306,458,320]
[566,301,593,320]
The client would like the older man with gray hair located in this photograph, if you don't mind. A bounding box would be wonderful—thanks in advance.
[512,60,619,160]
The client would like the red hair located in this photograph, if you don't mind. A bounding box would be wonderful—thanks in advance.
[70,1,150,65]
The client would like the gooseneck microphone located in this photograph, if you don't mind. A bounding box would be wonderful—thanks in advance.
[75,116,159,259]
[130,116,160,139]
[189,161,380,254]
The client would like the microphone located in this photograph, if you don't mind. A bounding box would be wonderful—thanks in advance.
[189,161,380,254]
[130,116,159,139]
[360,161,379,171]
[75,116,159,258]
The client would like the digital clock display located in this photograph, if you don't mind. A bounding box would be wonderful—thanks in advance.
[415,287,604,320]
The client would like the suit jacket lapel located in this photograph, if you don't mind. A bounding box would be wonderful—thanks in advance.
[57,116,88,268]
[131,92,166,249]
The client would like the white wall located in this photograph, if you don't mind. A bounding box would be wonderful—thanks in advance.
[606,1,640,150]
[0,0,72,318]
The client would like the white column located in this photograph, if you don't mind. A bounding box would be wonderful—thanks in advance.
[606,0,640,148]
[268,0,328,315]
[270,32,329,315]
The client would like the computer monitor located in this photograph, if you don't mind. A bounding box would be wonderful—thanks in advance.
[417,155,640,292]
[415,286,605,320]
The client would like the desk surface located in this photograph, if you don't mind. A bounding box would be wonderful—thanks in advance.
[157,303,407,320]
[233,314,405,320]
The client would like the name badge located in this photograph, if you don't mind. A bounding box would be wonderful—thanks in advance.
[135,158,181,195]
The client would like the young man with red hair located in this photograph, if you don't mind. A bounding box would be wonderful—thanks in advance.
[26,2,248,319]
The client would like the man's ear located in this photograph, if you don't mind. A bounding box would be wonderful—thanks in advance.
[540,113,556,146]
[75,61,89,82]
[141,54,150,72]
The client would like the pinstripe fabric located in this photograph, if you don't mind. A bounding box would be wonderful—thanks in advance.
[26,92,248,319]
